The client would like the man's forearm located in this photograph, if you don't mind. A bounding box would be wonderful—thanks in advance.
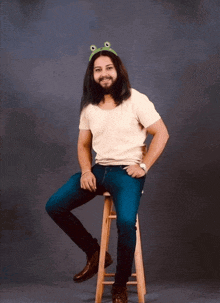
[143,132,169,171]
[78,145,93,174]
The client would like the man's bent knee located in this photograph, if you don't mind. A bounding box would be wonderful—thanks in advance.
[45,197,60,216]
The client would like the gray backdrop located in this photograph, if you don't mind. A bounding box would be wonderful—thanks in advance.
[1,0,220,287]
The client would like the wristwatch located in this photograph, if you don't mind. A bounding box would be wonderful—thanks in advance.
[139,163,148,174]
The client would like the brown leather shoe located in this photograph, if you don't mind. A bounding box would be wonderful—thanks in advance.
[73,250,113,283]
[111,284,128,303]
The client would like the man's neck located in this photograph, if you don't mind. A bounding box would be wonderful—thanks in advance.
[98,94,117,109]
[103,94,115,103]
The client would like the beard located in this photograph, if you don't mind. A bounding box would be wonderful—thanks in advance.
[97,76,118,95]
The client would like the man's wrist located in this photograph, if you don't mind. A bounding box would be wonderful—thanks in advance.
[81,169,92,176]
[139,163,148,174]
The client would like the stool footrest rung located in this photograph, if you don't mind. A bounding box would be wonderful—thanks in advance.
[104,273,137,277]
[102,281,138,285]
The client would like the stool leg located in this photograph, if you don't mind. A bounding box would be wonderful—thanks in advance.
[106,197,114,250]
[135,216,146,303]
[95,196,112,303]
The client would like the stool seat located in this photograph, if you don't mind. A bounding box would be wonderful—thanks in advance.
[103,191,111,196]
[95,192,146,303]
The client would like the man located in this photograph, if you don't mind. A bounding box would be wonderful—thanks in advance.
[46,42,169,303]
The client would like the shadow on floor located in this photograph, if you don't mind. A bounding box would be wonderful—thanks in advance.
[1,279,220,303]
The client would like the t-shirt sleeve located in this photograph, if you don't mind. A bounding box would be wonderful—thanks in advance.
[79,108,90,130]
[135,93,161,128]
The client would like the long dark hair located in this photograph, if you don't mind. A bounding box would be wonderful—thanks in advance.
[80,51,131,113]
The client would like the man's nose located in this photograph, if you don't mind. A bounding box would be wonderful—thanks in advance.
[101,69,108,77]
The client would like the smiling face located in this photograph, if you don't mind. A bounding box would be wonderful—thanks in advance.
[93,56,118,92]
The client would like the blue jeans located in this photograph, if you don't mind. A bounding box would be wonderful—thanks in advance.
[45,164,146,285]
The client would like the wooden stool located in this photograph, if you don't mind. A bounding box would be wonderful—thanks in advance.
[95,192,146,303]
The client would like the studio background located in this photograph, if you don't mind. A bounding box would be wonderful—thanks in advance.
[1,0,220,300]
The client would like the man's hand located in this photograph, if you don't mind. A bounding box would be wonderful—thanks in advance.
[123,164,146,178]
[80,171,97,192]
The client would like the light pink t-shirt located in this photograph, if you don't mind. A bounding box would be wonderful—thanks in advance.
[79,88,161,166]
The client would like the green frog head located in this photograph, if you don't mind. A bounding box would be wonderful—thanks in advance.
[89,42,117,61]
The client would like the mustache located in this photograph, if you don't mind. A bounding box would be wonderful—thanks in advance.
[98,76,113,82]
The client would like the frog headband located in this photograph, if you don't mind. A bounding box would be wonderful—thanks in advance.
[89,42,117,61]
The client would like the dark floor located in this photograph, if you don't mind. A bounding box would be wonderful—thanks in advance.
[1,278,220,303]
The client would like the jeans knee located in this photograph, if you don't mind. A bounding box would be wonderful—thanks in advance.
[117,218,136,234]
[45,197,59,216]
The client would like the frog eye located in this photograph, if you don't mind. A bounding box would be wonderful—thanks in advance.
[104,41,111,48]
[90,45,97,51]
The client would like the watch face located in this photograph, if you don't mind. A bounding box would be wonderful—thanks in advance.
[140,163,147,172]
